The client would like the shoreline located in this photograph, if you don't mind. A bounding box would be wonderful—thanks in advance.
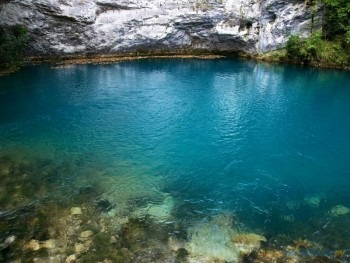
[25,52,350,71]
[1,51,349,75]
[25,53,226,65]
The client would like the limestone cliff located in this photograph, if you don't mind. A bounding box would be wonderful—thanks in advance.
[0,0,322,56]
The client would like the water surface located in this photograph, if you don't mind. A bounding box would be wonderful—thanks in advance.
[1,59,350,262]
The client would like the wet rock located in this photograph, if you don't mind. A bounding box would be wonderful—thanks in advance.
[96,198,114,212]
[293,238,313,251]
[70,207,82,216]
[175,248,189,263]
[41,239,55,249]
[231,233,266,257]
[330,205,350,216]
[74,243,85,254]
[66,254,76,263]
[305,256,340,263]
[254,249,284,262]
[3,235,16,247]
[24,239,41,251]
[79,230,93,240]
[110,236,118,244]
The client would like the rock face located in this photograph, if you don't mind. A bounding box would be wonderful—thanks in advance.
[0,0,322,56]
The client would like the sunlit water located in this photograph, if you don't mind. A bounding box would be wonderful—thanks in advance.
[1,59,350,261]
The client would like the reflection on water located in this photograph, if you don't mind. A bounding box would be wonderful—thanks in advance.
[0,59,350,262]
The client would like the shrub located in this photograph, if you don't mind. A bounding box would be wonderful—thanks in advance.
[305,31,324,59]
[286,31,324,63]
[286,35,306,60]
[0,24,29,70]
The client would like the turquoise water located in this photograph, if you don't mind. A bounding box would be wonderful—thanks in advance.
[1,59,350,261]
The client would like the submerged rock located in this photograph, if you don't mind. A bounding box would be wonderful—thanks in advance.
[70,207,83,216]
[74,243,85,254]
[293,239,313,252]
[65,254,76,263]
[96,198,114,212]
[330,205,350,217]
[304,196,322,207]
[24,239,41,251]
[41,239,56,249]
[79,230,93,240]
[133,195,175,222]
[185,214,266,262]
[3,235,16,247]
[23,239,56,251]
[231,233,266,256]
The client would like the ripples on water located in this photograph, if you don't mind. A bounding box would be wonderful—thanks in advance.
[0,59,350,262]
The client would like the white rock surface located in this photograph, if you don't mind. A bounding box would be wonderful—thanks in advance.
[0,0,322,55]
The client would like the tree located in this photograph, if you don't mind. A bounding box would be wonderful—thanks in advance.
[0,24,29,70]
[323,0,350,39]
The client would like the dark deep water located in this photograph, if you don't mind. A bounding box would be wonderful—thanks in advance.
[0,59,350,262]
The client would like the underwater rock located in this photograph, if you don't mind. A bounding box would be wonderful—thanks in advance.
[24,239,56,251]
[334,249,345,259]
[186,214,267,262]
[134,195,175,222]
[3,235,16,247]
[70,207,83,216]
[305,256,340,262]
[24,239,41,251]
[282,215,295,222]
[175,247,189,263]
[255,249,285,262]
[109,236,118,244]
[231,233,266,256]
[186,214,239,262]
[65,254,76,263]
[293,239,313,252]
[304,196,322,207]
[41,239,55,249]
[79,230,93,240]
[96,198,114,212]
[74,243,85,254]
[330,205,350,216]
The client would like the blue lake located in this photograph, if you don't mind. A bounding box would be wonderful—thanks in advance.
[0,59,350,262]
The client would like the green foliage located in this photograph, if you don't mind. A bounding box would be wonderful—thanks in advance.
[0,24,29,70]
[345,27,350,49]
[286,31,324,62]
[284,0,350,67]
[286,31,349,66]
[323,0,350,39]
[305,30,324,58]
[286,35,306,60]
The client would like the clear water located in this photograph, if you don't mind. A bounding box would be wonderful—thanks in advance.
[1,59,350,261]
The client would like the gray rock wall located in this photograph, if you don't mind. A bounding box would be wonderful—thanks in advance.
[0,0,322,56]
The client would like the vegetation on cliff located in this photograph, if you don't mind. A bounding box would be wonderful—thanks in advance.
[0,24,28,71]
[284,0,350,68]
